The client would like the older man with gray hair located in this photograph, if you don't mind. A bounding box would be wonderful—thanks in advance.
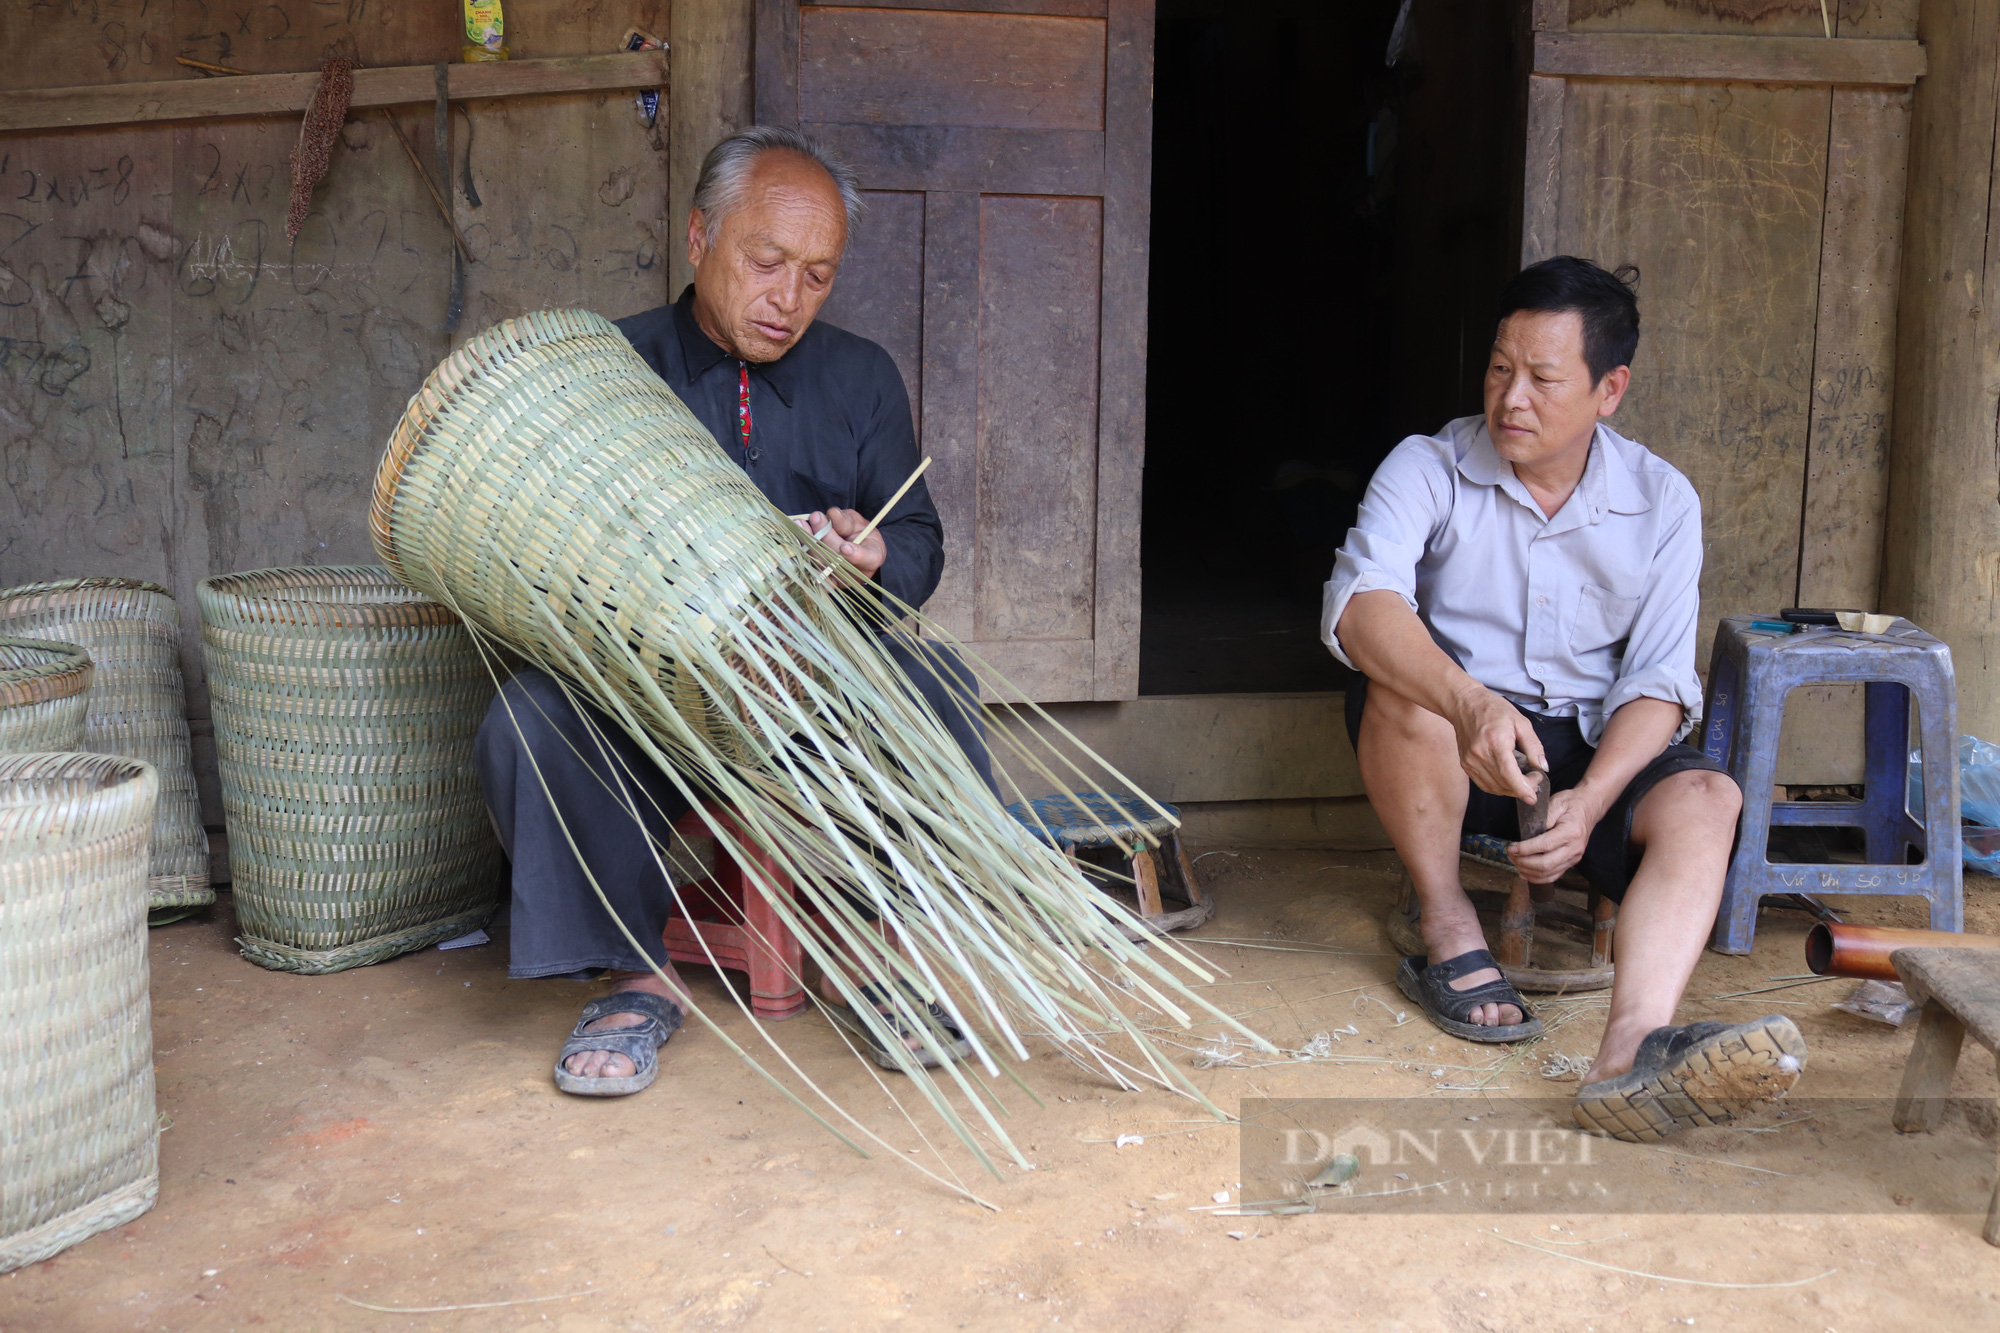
[474,127,985,1099]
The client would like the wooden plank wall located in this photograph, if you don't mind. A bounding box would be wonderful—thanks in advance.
[1544,0,1917,781]
[0,2,674,839]
[1880,0,2000,742]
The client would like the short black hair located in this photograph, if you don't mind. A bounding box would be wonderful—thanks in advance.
[1494,256,1640,385]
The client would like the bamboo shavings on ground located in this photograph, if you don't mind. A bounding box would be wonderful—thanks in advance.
[370,309,1273,1191]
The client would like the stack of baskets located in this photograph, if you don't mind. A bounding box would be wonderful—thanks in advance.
[0,579,211,919]
[0,753,160,1272]
[0,637,92,753]
[199,566,502,974]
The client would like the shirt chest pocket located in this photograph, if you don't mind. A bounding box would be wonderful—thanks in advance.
[1572,583,1640,656]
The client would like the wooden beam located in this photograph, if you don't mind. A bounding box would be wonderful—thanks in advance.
[1534,33,1926,86]
[0,51,668,135]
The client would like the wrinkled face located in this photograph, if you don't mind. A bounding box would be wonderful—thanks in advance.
[686,150,847,363]
[1483,309,1629,471]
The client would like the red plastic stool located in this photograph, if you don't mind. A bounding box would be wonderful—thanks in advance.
[662,804,821,1021]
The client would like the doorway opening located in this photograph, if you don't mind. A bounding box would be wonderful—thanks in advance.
[1139,0,1528,695]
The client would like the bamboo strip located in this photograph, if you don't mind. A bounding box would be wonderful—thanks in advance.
[0,637,92,754]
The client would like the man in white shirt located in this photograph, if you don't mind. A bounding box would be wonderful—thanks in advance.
[1323,257,1805,1141]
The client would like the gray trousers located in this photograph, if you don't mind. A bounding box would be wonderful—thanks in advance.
[476,637,995,978]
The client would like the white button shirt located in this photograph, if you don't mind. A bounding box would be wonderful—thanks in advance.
[1321,415,1704,745]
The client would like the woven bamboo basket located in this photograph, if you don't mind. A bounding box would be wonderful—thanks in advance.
[368,310,1266,1175]
[198,566,502,974]
[0,752,159,1273]
[0,637,92,753]
[0,579,211,915]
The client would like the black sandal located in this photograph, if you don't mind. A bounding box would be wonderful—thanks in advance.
[1396,948,1545,1043]
[831,981,973,1071]
[552,990,685,1097]
[1573,1015,1806,1142]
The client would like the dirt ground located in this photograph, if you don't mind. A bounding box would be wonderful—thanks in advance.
[4,848,1998,1333]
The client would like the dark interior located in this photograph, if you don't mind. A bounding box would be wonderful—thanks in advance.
[1139,0,1529,695]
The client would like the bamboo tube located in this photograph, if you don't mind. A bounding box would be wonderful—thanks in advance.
[1804,922,2000,980]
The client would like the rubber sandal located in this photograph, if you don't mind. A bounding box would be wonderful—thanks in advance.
[1395,948,1545,1043]
[1573,1015,1806,1142]
[552,990,685,1097]
[831,981,973,1072]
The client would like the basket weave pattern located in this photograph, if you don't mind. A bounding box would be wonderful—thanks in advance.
[372,309,835,765]
[0,752,159,1273]
[199,566,502,973]
[0,579,211,910]
[0,637,92,753]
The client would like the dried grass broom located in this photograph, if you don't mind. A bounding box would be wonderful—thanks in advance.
[370,310,1274,1191]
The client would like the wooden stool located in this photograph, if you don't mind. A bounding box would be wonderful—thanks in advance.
[1387,836,1618,993]
[1386,754,1616,993]
[1004,791,1214,937]
[661,803,822,1022]
[1889,946,2000,1245]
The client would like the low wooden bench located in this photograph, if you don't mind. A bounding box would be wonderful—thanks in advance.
[1889,946,2000,1245]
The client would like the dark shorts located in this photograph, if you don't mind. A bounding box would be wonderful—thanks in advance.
[1344,674,1732,902]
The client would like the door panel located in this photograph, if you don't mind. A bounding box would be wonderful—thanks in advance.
[759,0,1152,701]
[976,194,1103,644]
[819,189,926,416]
[799,8,1107,130]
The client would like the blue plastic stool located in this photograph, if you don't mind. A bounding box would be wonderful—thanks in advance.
[1702,614,1962,954]
[1004,791,1213,935]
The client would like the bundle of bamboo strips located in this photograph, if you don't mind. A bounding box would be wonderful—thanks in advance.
[370,310,1268,1185]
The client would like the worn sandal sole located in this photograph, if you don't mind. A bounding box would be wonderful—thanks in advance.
[1573,1015,1806,1142]
[553,1060,659,1097]
[830,1003,973,1071]
[1395,957,1545,1044]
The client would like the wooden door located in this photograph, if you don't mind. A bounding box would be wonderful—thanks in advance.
[756,0,1153,702]
[1522,0,1923,655]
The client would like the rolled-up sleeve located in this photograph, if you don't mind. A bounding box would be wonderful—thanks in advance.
[1595,483,1705,744]
[1320,439,1451,668]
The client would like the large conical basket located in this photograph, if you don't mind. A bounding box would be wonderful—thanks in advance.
[0,579,211,916]
[0,752,159,1273]
[199,566,502,974]
[0,637,92,753]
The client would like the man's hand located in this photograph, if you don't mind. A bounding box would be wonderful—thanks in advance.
[1446,687,1547,804]
[798,507,886,578]
[1508,787,1595,884]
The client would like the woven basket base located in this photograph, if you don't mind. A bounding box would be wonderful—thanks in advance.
[237,904,498,975]
[148,873,214,913]
[0,1171,157,1274]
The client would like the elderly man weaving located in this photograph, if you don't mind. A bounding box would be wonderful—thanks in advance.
[477,127,984,1098]
[1323,257,1806,1141]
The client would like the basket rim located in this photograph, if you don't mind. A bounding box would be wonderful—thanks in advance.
[0,575,173,604]
[0,750,153,796]
[0,636,92,708]
[199,565,462,629]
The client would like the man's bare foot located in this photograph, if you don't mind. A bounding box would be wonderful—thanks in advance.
[1420,911,1523,1028]
[564,968,689,1080]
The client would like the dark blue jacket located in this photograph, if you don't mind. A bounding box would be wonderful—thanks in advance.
[615,288,945,611]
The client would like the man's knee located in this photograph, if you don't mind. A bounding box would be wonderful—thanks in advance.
[1635,768,1742,840]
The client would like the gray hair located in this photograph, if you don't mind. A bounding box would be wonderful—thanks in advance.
[690,126,864,250]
